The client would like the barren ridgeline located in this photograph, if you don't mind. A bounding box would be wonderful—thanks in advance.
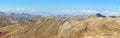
[0,13,120,38]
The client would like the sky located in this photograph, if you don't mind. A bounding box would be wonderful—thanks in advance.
[0,0,120,16]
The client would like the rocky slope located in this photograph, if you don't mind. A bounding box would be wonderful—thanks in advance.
[0,11,120,38]
[0,17,120,38]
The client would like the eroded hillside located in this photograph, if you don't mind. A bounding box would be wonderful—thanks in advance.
[0,17,120,38]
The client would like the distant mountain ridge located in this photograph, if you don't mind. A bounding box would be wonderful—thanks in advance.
[0,11,118,22]
[0,11,42,22]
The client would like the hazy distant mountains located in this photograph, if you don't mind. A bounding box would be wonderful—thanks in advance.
[0,11,118,22]
[0,11,42,22]
[10,13,42,22]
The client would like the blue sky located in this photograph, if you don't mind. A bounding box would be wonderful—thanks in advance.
[0,0,120,16]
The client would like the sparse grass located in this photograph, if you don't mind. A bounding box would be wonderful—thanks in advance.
[0,17,120,38]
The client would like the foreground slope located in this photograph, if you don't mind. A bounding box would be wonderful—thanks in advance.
[0,17,120,38]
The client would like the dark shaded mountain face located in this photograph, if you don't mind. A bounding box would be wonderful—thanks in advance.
[95,13,118,18]
[96,13,106,17]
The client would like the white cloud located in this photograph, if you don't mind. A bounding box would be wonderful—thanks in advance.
[59,9,98,13]
[0,8,40,13]
[103,10,120,16]
[0,8,11,12]
[79,9,98,13]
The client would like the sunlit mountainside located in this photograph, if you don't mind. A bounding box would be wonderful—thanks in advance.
[0,11,120,38]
